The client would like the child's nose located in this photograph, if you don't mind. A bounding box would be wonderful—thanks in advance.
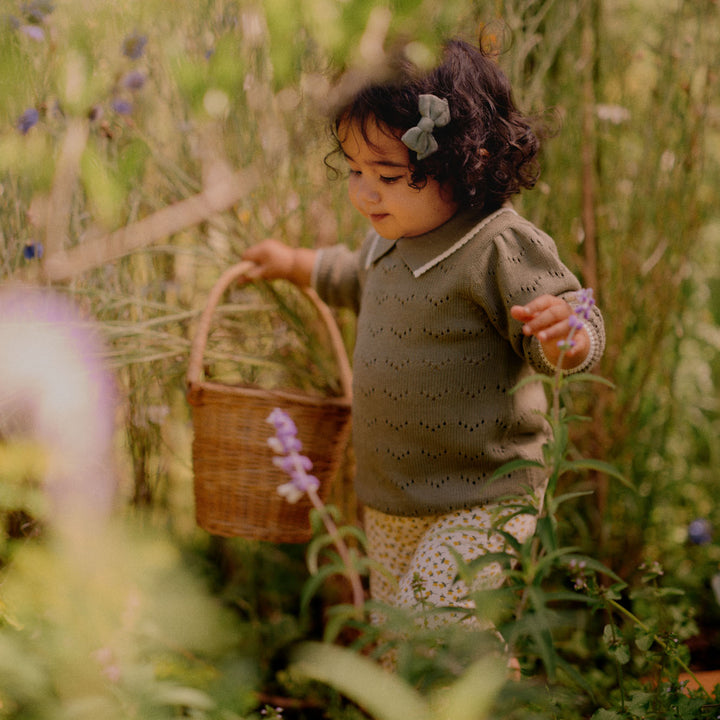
[358,177,381,204]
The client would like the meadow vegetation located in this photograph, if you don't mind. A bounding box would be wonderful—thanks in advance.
[1,0,719,717]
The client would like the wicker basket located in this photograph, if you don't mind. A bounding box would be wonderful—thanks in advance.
[186,261,352,543]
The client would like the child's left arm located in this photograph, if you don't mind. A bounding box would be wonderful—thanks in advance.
[510,294,591,371]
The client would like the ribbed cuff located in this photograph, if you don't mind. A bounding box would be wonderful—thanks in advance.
[533,309,603,376]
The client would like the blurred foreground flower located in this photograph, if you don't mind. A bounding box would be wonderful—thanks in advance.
[267,408,365,612]
[267,408,319,503]
[0,289,117,528]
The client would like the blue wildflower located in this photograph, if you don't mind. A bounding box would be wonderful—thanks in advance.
[112,98,133,115]
[688,518,712,545]
[23,242,44,260]
[267,408,320,504]
[122,32,147,60]
[122,70,146,91]
[17,108,39,134]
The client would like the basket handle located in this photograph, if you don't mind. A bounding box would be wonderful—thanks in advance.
[187,260,353,401]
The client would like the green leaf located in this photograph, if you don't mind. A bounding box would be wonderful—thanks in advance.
[603,624,631,665]
[509,373,555,393]
[118,139,151,189]
[290,642,432,720]
[323,604,365,643]
[300,564,339,611]
[561,372,615,388]
[305,533,336,574]
[154,683,216,711]
[562,554,626,584]
[488,458,545,482]
[591,710,624,720]
[336,524,370,551]
[81,146,126,228]
[635,630,655,652]
[559,458,632,488]
[551,489,596,507]
[626,691,654,715]
[429,655,506,720]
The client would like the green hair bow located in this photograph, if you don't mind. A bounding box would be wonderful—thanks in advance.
[401,94,451,160]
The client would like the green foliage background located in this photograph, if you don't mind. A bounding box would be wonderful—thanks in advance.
[1,0,720,715]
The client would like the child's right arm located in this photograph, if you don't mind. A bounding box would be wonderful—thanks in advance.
[241,239,317,287]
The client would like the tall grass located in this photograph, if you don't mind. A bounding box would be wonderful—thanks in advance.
[1,0,720,715]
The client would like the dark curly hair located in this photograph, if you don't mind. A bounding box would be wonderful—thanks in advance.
[329,38,545,212]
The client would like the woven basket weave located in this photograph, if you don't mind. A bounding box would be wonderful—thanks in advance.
[186,261,352,543]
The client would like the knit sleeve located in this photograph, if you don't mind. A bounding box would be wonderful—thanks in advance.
[468,219,605,375]
[312,244,362,314]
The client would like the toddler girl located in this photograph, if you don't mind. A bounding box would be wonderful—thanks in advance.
[242,38,604,626]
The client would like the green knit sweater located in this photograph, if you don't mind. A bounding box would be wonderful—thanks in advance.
[313,205,605,516]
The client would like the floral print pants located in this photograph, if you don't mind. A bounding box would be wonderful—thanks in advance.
[364,489,544,626]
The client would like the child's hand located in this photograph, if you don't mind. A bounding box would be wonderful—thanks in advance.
[510,294,590,370]
[241,239,296,280]
[240,239,316,287]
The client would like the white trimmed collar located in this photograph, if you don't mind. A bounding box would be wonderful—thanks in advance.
[364,205,517,277]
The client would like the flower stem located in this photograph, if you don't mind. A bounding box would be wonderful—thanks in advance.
[306,487,365,614]
[604,596,711,699]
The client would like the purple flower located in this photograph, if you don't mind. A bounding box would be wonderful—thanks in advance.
[122,32,147,60]
[558,287,595,350]
[23,241,43,260]
[17,108,39,134]
[688,518,712,545]
[568,558,589,591]
[112,98,133,115]
[267,408,302,454]
[122,70,146,90]
[574,288,596,320]
[20,24,45,41]
[267,408,319,503]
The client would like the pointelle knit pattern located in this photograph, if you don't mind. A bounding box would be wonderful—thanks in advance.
[313,205,605,516]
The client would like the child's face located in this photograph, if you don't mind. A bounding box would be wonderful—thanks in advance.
[338,117,458,240]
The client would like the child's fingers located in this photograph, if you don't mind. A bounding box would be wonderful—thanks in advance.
[510,304,533,322]
[519,304,572,338]
[535,318,571,343]
[515,294,557,315]
[512,295,562,325]
[236,262,263,282]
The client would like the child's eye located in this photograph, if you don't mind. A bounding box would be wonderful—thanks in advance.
[380,175,402,184]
